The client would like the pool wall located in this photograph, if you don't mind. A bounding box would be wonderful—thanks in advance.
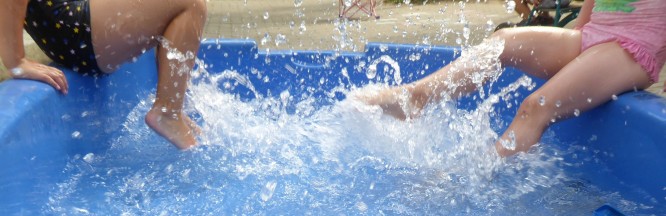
[1,39,664,213]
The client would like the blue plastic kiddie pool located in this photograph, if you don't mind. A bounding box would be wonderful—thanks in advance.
[1,39,664,215]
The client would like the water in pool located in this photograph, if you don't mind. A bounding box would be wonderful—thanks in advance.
[40,42,661,215]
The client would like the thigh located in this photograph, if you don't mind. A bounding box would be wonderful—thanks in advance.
[532,42,652,117]
[89,0,196,72]
[495,26,582,80]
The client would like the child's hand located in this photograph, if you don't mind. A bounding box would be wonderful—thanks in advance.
[11,58,68,94]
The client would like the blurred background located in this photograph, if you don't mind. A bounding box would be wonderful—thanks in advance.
[3,0,664,95]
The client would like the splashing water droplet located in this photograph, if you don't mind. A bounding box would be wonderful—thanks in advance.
[538,96,546,106]
[366,66,377,79]
[485,20,495,33]
[83,153,94,163]
[462,25,470,41]
[574,109,581,117]
[263,12,270,20]
[506,0,516,13]
[72,207,90,215]
[379,44,389,52]
[299,21,307,34]
[280,90,291,103]
[161,107,167,113]
[422,35,431,45]
[587,98,592,103]
[611,94,618,100]
[341,67,349,80]
[275,34,287,46]
[408,53,421,61]
[166,51,177,60]
[260,180,278,202]
[294,0,303,7]
[403,0,411,4]
[367,55,402,84]
[261,33,271,46]
[501,131,517,150]
[457,2,466,23]
[71,131,82,139]
[356,201,368,212]
[555,100,562,108]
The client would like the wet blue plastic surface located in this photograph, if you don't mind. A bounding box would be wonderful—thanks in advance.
[1,39,664,214]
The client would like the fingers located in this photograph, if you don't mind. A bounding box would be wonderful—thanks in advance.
[40,74,62,93]
[38,65,68,94]
[16,59,69,94]
[48,67,68,94]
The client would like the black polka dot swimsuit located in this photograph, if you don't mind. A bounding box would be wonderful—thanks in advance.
[24,0,100,74]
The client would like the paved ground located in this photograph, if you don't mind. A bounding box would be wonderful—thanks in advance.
[6,0,665,95]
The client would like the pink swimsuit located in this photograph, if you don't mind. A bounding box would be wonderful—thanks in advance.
[581,0,666,82]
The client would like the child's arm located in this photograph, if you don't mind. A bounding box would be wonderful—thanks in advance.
[0,0,28,71]
[574,0,594,30]
[0,0,68,94]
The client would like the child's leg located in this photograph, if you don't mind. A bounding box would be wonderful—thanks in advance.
[89,0,207,149]
[363,27,581,120]
[495,42,653,156]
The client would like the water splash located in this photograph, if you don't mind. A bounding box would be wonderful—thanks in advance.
[275,33,287,46]
[443,37,505,99]
[367,55,402,84]
[505,0,516,13]
[294,0,303,7]
[37,37,653,215]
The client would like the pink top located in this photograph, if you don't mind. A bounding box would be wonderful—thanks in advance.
[581,0,666,82]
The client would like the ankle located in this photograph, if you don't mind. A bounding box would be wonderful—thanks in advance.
[147,107,185,121]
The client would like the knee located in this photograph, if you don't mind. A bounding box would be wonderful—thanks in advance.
[515,93,553,124]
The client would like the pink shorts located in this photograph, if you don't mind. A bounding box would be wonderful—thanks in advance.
[581,27,663,83]
[580,0,666,83]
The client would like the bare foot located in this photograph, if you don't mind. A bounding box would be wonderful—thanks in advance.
[145,108,198,149]
[495,120,546,157]
[183,115,202,136]
[355,86,427,120]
